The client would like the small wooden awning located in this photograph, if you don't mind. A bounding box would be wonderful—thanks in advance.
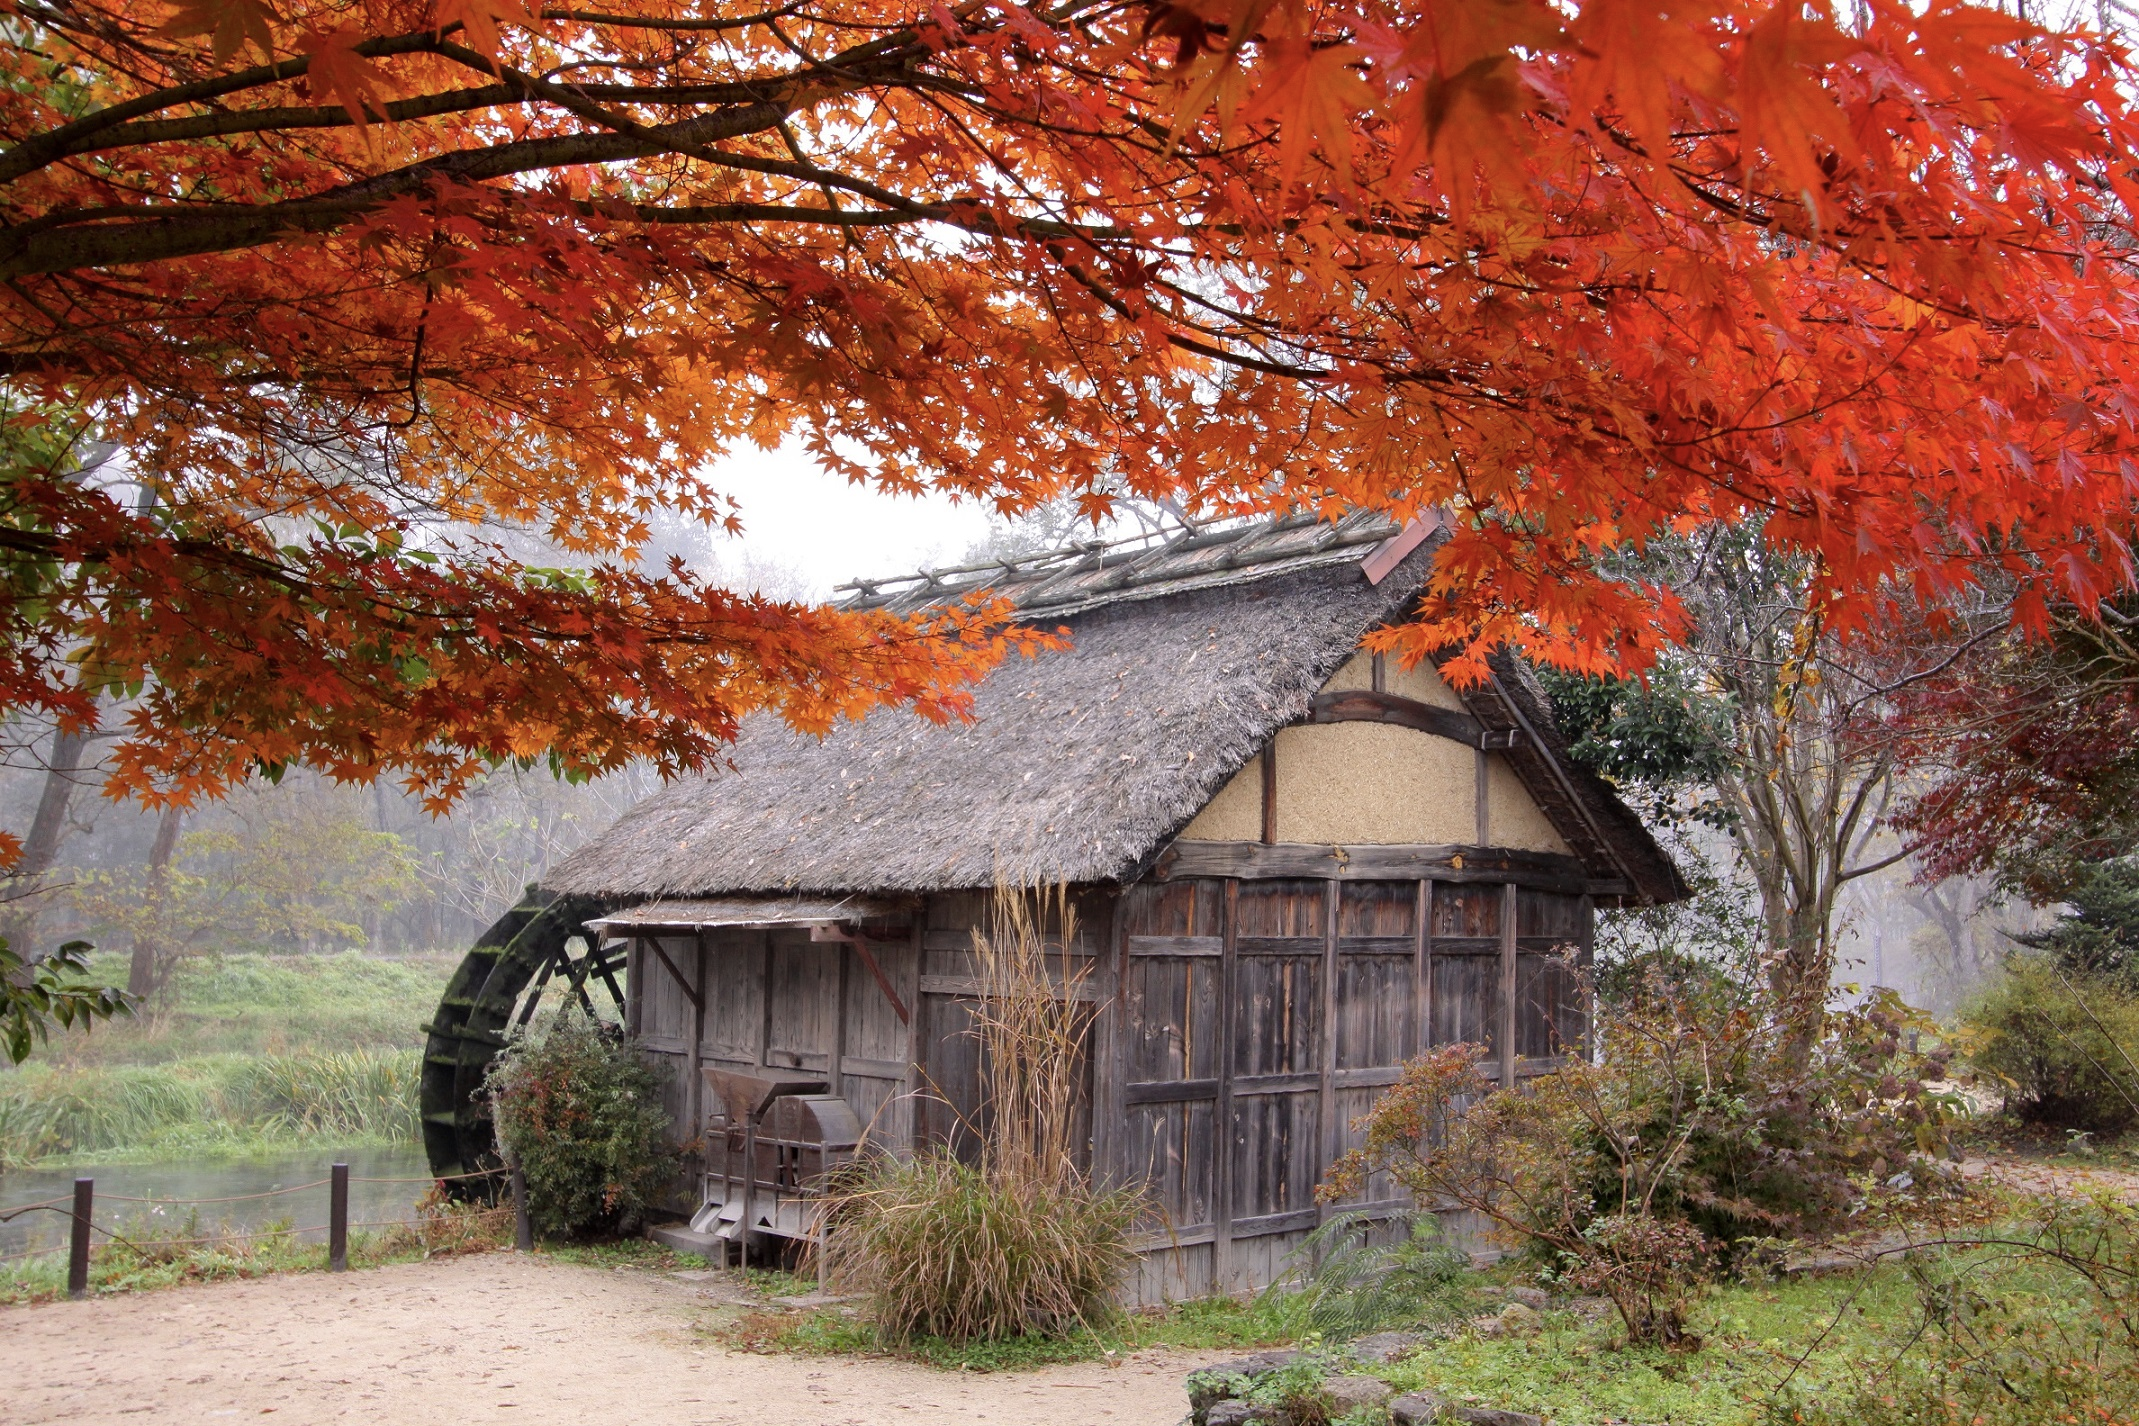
[583,895,908,934]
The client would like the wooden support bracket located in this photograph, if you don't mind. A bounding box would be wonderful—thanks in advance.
[811,923,912,1025]
[646,937,702,1011]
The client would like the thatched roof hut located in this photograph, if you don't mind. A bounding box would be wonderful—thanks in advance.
[433,511,1684,1303]
[546,510,1683,905]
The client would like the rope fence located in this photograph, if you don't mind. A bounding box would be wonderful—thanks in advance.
[0,1163,527,1296]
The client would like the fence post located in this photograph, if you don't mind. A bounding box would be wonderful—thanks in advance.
[328,1163,349,1272]
[67,1178,91,1300]
[511,1166,532,1251]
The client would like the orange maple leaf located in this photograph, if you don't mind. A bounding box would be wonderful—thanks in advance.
[433,0,539,61]
[300,28,391,126]
[159,0,279,64]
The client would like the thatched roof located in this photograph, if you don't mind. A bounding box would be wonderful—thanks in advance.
[545,512,1685,906]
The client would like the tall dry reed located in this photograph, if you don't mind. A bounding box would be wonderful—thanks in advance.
[828,883,1141,1343]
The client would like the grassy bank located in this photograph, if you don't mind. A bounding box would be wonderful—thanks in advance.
[40,950,457,1066]
[0,1047,420,1165]
[0,1192,511,1304]
[0,950,454,1166]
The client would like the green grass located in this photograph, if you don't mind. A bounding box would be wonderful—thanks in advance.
[0,1048,421,1165]
[0,950,455,1166]
[1362,1252,2123,1426]
[37,950,457,1066]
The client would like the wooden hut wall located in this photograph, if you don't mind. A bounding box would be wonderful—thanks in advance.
[912,890,1108,1166]
[623,921,924,1198]
[616,872,1586,1297]
[1112,873,1591,1301]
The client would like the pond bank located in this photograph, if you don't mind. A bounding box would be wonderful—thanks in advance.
[0,1143,436,1259]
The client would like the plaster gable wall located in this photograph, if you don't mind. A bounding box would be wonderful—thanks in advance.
[1174,651,1574,855]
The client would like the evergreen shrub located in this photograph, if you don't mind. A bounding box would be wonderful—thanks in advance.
[1962,957,2139,1135]
[485,1011,675,1239]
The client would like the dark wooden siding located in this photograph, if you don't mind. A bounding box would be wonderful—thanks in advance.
[622,874,1589,1298]
[1110,874,1591,1297]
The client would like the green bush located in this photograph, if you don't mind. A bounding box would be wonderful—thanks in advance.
[484,1011,675,1239]
[1272,1210,1475,1341]
[825,1149,1140,1344]
[1962,957,2139,1134]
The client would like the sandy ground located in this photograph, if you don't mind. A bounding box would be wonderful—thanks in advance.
[0,1253,1225,1426]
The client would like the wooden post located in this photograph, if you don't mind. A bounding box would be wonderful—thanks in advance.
[1317,878,1340,1229]
[1259,742,1278,845]
[1500,883,1518,1089]
[1474,749,1490,847]
[688,933,707,1215]
[328,1163,349,1271]
[512,1166,533,1250]
[1212,879,1239,1296]
[67,1177,91,1299]
[1413,880,1430,1060]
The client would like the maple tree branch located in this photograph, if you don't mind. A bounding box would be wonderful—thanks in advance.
[0,31,462,187]
[536,4,810,31]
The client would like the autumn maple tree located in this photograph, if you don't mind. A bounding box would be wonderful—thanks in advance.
[5,0,2139,844]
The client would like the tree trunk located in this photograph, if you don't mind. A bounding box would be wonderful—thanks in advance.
[18,725,88,880]
[3,724,91,952]
[127,806,183,1000]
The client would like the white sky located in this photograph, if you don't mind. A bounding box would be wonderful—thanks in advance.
[698,438,999,600]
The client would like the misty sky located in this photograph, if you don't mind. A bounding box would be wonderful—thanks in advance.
[705,439,998,599]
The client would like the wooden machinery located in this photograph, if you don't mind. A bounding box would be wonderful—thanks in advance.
[689,1066,862,1256]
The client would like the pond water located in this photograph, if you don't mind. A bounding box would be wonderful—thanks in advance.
[0,1143,437,1260]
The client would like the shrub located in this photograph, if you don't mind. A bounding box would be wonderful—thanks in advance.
[1775,1197,2139,1426]
[1329,957,1960,1346]
[484,1011,675,1239]
[1961,956,2139,1135]
[826,1150,1140,1342]
[826,885,1141,1343]
[1272,1210,1474,1341]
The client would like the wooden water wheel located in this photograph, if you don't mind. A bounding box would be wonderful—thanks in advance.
[420,889,619,1189]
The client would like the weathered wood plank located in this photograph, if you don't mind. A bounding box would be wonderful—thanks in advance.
[1154,840,1597,891]
[917,973,1101,1001]
[1125,1077,1220,1105]
[1128,935,1223,958]
[1305,688,1489,746]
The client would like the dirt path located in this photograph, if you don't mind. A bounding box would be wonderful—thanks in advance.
[1959,1155,2139,1202]
[0,1252,1223,1426]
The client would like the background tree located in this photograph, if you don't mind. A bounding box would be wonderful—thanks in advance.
[1545,529,1962,1019]
[64,791,422,999]
[1896,603,2139,901]
[1,0,2136,844]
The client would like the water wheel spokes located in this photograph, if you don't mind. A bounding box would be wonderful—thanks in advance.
[420,889,615,1192]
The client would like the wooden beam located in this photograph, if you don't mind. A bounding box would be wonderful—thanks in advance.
[1214,877,1239,1296]
[1304,688,1516,749]
[813,923,912,1025]
[1317,878,1339,1231]
[1500,884,1518,1090]
[1259,741,1278,845]
[645,935,702,1011]
[1153,839,1594,889]
[1475,748,1490,847]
